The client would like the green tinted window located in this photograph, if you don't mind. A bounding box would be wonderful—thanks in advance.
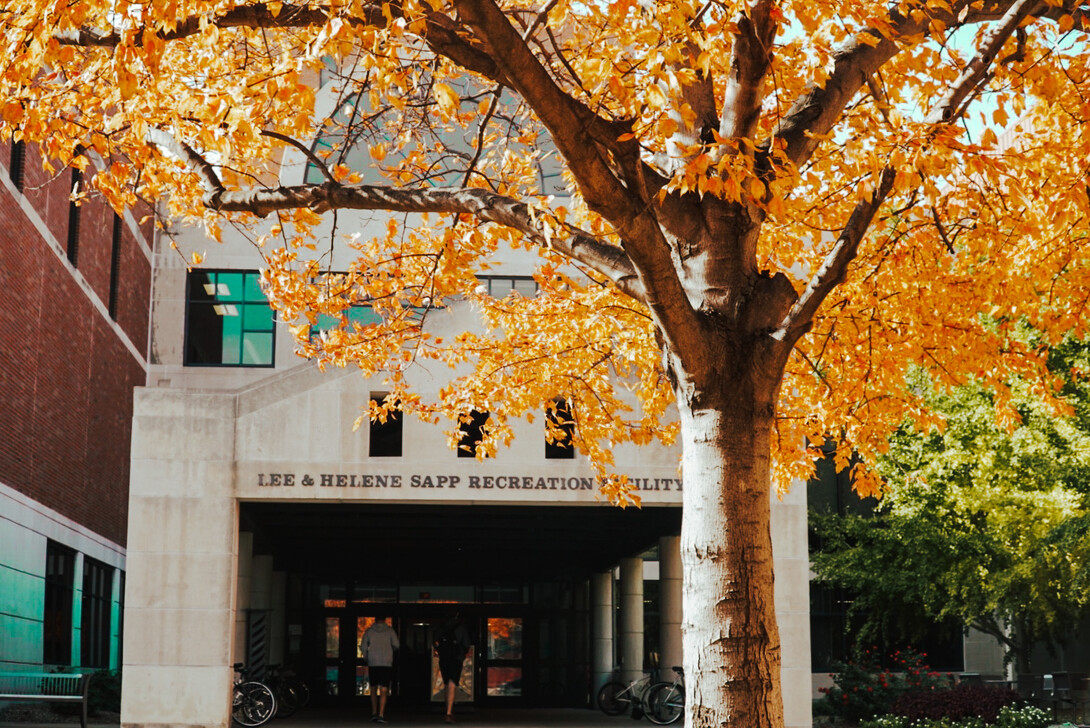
[185,270,276,367]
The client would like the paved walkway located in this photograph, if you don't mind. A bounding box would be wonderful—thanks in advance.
[0,706,628,728]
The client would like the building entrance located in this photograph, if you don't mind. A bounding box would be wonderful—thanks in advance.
[317,599,527,709]
[239,502,682,710]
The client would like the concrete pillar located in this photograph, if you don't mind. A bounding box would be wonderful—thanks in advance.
[121,389,240,728]
[658,535,683,673]
[269,571,287,666]
[235,532,254,665]
[771,482,814,728]
[248,555,274,673]
[618,557,644,683]
[591,571,614,692]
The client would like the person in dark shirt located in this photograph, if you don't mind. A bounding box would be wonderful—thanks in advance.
[433,613,471,723]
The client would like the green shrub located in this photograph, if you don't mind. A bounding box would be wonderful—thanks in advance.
[859,705,1052,728]
[859,716,909,728]
[993,705,1051,728]
[821,648,950,723]
[891,683,1019,723]
[88,670,122,714]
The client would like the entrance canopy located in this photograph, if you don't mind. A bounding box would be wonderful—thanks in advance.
[241,502,681,582]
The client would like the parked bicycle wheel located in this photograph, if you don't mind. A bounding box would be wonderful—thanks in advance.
[272,682,300,719]
[286,677,310,710]
[646,681,684,725]
[597,681,629,716]
[233,681,277,727]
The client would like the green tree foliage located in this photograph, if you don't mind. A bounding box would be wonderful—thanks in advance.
[812,338,1090,672]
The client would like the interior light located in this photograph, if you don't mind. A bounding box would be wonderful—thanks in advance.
[203,284,215,295]
[217,283,231,296]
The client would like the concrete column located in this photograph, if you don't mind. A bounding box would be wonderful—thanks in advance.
[771,482,814,728]
[269,571,287,666]
[122,389,240,728]
[248,555,274,673]
[235,532,254,666]
[591,571,614,692]
[658,535,683,673]
[618,557,644,683]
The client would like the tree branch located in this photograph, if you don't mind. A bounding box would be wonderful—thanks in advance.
[205,181,647,300]
[771,166,897,345]
[451,0,636,221]
[146,127,224,197]
[450,0,708,364]
[55,3,514,88]
[770,0,1080,172]
[262,130,334,182]
[772,0,1043,346]
[56,4,334,46]
[719,0,778,141]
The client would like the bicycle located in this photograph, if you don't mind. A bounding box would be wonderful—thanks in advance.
[645,666,685,725]
[232,664,277,727]
[597,671,655,719]
[264,664,310,718]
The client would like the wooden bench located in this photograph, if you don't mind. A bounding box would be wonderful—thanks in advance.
[0,672,91,728]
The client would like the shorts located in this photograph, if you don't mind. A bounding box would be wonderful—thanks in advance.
[439,657,464,685]
[369,665,393,687]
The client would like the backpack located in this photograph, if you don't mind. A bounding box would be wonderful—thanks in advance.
[436,628,462,661]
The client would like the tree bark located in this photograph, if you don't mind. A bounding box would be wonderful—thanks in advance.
[677,349,785,728]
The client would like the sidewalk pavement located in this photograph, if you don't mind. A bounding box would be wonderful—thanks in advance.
[0,706,629,728]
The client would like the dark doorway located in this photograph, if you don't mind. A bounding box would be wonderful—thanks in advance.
[241,502,680,709]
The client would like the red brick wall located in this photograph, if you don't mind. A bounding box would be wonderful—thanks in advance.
[0,139,150,547]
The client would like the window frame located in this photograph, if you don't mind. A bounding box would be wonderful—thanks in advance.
[368,393,403,458]
[43,541,76,666]
[544,399,575,460]
[457,410,490,458]
[183,269,277,368]
[80,557,113,668]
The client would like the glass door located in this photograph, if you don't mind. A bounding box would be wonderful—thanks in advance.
[321,612,379,704]
[483,617,524,700]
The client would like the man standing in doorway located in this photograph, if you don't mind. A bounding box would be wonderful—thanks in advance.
[360,616,400,723]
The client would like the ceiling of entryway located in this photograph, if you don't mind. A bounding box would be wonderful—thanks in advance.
[240,502,681,582]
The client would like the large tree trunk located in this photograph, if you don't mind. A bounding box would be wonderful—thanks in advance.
[677,352,785,728]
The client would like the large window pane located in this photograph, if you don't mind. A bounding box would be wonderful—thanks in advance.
[44,542,75,665]
[487,618,522,659]
[242,332,274,365]
[325,617,340,659]
[185,270,276,367]
[487,667,522,696]
[81,558,113,668]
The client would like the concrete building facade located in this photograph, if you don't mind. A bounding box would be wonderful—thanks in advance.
[119,206,815,727]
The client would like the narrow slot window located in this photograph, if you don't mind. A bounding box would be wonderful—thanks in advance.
[545,399,575,459]
[9,139,26,191]
[108,214,122,319]
[457,410,490,458]
[66,167,82,266]
[368,394,403,457]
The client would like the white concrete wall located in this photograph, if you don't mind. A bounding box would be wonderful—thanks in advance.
[128,201,811,728]
[773,482,813,728]
[122,389,240,728]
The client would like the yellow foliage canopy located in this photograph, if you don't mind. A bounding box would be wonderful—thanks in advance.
[4,0,1090,499]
